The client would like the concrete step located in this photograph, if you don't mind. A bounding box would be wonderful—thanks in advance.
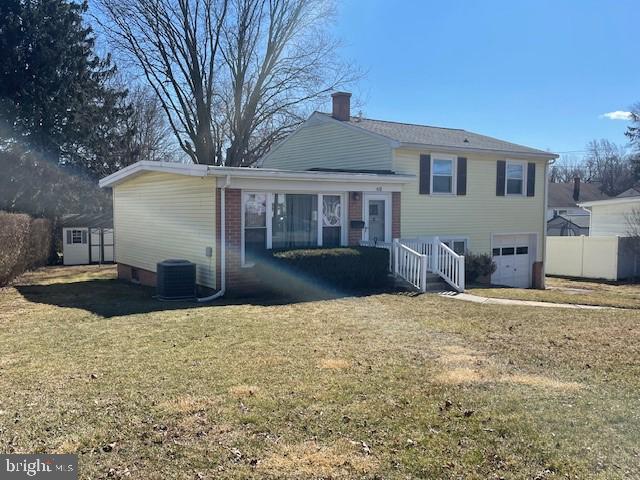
[393,274,455,293]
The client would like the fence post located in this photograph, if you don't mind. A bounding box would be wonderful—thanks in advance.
[458,255,465,292]
[393,239,399,276]
[420,254,428,292]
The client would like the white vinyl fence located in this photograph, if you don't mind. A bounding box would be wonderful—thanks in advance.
[546,236,639,280]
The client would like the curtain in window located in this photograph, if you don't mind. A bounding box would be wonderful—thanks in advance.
[272,194,318,249]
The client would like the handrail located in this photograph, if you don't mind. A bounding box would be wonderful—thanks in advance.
[395,237,465,292]
[393,240,428,292]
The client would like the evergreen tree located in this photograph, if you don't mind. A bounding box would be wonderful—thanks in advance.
[0,0,134,179]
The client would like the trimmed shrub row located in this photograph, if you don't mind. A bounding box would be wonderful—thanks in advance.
[256,246,390,297]
[0,212,52,286]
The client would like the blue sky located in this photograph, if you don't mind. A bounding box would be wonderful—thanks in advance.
[331,0,638,157]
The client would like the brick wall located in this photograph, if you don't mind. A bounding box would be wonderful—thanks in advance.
[216,188,262,296]
[117,263,156,288]
[348,192,363,245]
[392,191,401,239]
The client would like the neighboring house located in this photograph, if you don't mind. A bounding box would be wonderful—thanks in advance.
[62,212,114,265]
[546,214,589,236]
[578,195,640,237]
[100,92,557,293]
[546,178,609,236]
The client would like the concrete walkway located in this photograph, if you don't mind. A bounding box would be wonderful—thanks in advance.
[438,291,608,310]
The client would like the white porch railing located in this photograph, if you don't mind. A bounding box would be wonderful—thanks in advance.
[393,241,429,291]
[360,236,465,292]
[394,237,465,292]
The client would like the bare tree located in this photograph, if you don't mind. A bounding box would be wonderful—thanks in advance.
[126,86,182,162]
[627,206,640,239]
[97,0,355,166]
[549,154,589,183]
[584,139,635,196]
[219,0,357,166]
[97,0,229,165]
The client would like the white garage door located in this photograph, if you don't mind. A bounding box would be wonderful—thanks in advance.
[492,234,534,288]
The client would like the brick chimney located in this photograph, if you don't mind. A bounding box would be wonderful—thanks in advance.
[573,176,580,201]
[331,92,351,121]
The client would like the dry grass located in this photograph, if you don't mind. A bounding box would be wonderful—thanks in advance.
[1,266,639,479]
[469,276,640,309]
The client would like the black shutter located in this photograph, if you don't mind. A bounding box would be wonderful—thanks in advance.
[81,230,87,244]
[66,230,71,244]
[419,154,431,194]
[496,160,506,196]
[527,162,536,197]
[456,157,467,195]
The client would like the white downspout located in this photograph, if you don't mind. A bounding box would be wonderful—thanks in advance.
[542,158,555,288]
[198,174,231,302]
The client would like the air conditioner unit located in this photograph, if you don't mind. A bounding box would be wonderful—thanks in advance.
[156,259,196,300]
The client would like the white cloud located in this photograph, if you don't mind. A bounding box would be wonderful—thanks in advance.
[600,111,632,120]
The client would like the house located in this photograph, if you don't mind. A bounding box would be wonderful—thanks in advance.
[62,212,114,265]
[578,194,640,237]
[99,92,558,294]
[546,178,609,235]
[546,214,589,236]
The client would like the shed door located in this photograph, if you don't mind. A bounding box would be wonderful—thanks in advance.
[492,234,533,288]
[63,228,90,265]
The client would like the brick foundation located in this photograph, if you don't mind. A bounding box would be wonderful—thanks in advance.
[117,263,156,288]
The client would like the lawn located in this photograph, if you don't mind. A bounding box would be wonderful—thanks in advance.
[468,276,640,309]
[1,266,639,479]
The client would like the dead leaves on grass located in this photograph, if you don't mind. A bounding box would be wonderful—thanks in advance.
[433,344,582,391]
[259,439,377,478]
[319,358,351,370]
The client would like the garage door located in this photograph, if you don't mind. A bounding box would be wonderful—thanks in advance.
[492,234,533,288]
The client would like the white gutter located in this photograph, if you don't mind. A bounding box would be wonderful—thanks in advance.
[197,174,231,302]
[578,197,640,208]
[398,142,559,160]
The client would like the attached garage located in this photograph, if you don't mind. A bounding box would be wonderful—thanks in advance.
[491,233,537,288]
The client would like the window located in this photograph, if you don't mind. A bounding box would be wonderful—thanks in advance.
[492,248,501,256]
[272,194,318,249]
[441,238,467,255]
[432,157,454,194]
[506,162,524,195]
[501,247,515,255]
[244,193,267,263]
[321,195,342,247]
[516,246,528,255]
[71,230,83,244]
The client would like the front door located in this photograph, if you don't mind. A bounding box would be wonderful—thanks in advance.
[363,194,391,243]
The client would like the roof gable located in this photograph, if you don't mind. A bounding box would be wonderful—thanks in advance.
[314,112,557,159]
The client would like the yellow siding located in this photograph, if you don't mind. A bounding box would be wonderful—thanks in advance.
[261,120,393,171]
[394,149,547,260]
[113,172,216,288]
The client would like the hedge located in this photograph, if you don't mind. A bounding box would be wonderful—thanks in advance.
[256,247,391,297]
[0,212,52,286]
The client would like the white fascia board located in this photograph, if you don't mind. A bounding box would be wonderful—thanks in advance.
[397,143,558,160]
[578,196,640,208]
[206,165,413,184]
[216,176,408,193]
[99,161,208,188]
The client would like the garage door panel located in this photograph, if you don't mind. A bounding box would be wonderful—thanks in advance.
[492,234,534,288]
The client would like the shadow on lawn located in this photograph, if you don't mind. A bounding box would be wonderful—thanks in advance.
[15,278,399,318]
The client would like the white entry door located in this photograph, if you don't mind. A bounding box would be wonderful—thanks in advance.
[363,194,391,243]
[492,234,534,288]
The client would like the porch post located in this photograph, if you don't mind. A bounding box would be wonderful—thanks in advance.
[432,236,439,272]
[420,253,428,292]
[393,239,399,275]
[458,255,465,292]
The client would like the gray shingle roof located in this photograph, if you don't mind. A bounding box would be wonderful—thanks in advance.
[548,182,609,208]
[317,112,555,157]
